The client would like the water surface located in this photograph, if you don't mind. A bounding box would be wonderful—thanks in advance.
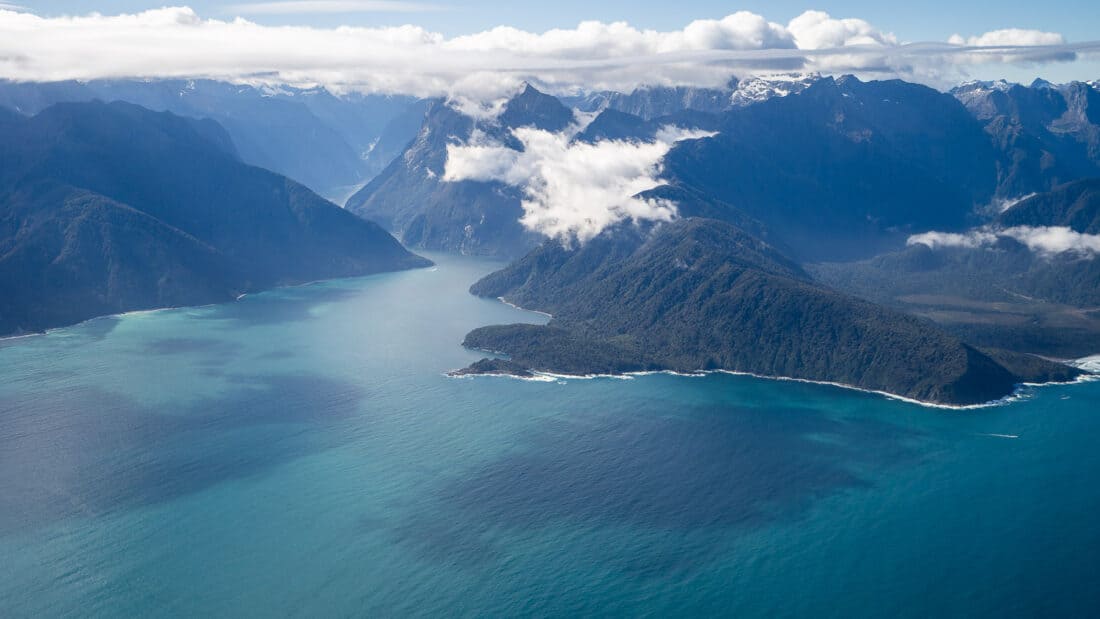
[1,253,1098,617]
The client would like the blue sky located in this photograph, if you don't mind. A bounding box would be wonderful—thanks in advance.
[14,1,1098,43]
[2,1,1097,91]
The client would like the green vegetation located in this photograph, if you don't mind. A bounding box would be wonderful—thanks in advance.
[461,218,1079,405]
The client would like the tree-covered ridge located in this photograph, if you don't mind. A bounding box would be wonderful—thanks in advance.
[460,218,1078,405]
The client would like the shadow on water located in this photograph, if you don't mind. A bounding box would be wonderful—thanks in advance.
[140,337,241,357]
[0,372,368,536]
[394,402,925,574]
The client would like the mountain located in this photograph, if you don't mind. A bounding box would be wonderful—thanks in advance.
[567,74,821,119]
[997,177,1100,232]
[0,101,429,337]
[727,73,821,107]
[569,82,736,119]
[345,84,575,257]
[457,218,1077,406]
[662,75,999,260]
[951,80,1100,198]
[0,79,424,200]
[358,98,434,184]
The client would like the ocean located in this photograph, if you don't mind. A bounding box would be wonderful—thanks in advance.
[1,253,1098,617]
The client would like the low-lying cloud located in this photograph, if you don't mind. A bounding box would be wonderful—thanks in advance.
[443,125,714,243]
[0,6,1093,99]
[909,226,1100,257]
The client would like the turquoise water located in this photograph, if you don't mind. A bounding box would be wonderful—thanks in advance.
[1,253,1098,617]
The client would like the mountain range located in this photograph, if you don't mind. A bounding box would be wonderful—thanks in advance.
[0,79,427,201]
[3,74,1099,404]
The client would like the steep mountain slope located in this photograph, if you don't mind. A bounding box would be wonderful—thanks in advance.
[345,85,574,257]
[0,101,429,336]
[952,80,1100,199]
[662,76,999,261]
[459,218,1076,405]
[997,177,1100,232]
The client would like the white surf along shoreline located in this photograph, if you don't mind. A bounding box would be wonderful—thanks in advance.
[450,297,1100,411]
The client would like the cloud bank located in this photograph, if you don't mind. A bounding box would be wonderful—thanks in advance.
[0,7,1092,98]
[224,1,446,15]
[909,226,1100,257]
[443,125,714,243]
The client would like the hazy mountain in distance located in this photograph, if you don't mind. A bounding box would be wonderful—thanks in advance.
[0,79,424,201]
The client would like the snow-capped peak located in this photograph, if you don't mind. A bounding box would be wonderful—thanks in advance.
[729,73,821,107]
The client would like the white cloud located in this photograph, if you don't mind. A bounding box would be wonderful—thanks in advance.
[907,230,999,250]
[443,125,714,243]
[225,1,444,14]
[949,29,1065,47]
[0,3,24,11]
[788,10,897,49]
[948,28,1076,64]
[908,226,1100,257]
[1002,226,1100,256]
[0,7,1090,99]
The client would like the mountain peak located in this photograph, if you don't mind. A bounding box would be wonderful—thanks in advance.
[500,82,574,132]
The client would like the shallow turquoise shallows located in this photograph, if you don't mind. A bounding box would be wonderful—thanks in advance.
[1,253,1098,618]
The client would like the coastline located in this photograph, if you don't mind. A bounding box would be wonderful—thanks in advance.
[449,357,1100,411]
[0,264,437,344]
[496,296,553,319]
[466,296,1099,410]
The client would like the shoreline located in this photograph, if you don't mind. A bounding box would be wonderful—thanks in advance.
[0,264,437,345]
[448,362,1099,411]
[496,296,553,319]
[468,297,1099,410]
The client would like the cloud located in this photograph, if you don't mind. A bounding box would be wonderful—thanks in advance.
[1002,226,1100,256]
[0,7,1091,98]
[948,28,1076,64]
[224,1,445,15]
[907,230,998,250]
[949,29,1065,47]
[908,226,1100,257]
[788,10,897,49]
[443,125,714,243]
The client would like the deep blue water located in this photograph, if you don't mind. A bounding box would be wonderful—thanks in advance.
[1,253,1099,617]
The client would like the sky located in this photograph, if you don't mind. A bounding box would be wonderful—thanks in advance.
[11,1,1098,42]
[1,1,1097,96]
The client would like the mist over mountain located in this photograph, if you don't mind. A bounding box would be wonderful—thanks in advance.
[811,179,1100,357]
[0,101,428,336]
[346,75,1100,264]
[345,85,576,257]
